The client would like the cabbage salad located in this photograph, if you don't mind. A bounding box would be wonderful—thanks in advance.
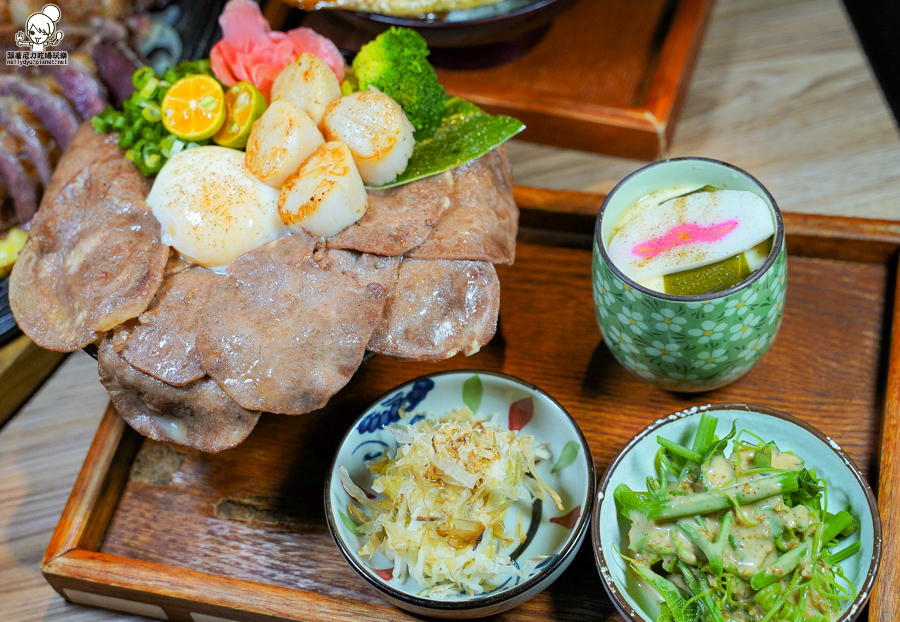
[340,407,562,598]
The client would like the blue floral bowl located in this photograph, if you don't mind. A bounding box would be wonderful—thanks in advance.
[324,370,595,618]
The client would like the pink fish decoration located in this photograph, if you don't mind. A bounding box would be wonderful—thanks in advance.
[632,220,738,259]
[210,0,345,100]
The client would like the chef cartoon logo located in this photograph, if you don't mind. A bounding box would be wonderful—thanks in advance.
[7,4,67,66]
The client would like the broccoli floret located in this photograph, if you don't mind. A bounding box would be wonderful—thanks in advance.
[352,27,446,140]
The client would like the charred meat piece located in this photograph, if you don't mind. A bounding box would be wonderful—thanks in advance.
[0,125,39,224]
[47,52,109,118]
[0,74,79,149]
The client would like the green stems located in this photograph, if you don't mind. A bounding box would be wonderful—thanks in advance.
[826,541,861,565]
[648,472,799,521]
[750,542,809,591]
[677,512,734,575]
[677,560,726,622]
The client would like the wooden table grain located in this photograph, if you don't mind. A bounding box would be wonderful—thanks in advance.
[1,0,898,620]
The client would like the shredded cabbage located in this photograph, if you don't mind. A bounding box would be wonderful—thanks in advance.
[346,407,560,598]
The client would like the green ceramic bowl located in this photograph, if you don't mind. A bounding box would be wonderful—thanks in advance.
[592,404,882,622]
[593,158,786,392]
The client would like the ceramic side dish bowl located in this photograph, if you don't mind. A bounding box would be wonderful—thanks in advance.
[593,158,787,392]
[325,370,595,618]
[592,404,882,622]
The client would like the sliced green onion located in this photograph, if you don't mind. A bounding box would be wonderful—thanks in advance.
[132,66,155,89]
[139,76,160,100]
[142,105,161,122]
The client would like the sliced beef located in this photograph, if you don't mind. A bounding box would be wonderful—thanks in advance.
[367,258,500,362]
[117,267,221,386]
[162,250,195,277]
[0,125,39,224]
[9,123,167,351]
[406,147,518,264]
[196,235,394,415]
[0,95,58,187]
[47,53,109,119]
[0,75,79,149]
[314,247,399,295]
[326,169,454,256]
[40,123,122,208]
[80,20,142,106]
[99,336,260,454]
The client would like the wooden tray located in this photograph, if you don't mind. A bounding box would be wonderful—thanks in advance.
[294,0,713,160]
[42,187,900,622]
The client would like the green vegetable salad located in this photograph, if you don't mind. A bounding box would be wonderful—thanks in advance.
[615,413,861,622]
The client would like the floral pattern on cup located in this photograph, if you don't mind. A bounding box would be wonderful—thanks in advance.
[592,240,787,392]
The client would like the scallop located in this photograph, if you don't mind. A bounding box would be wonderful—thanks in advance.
[278,141,367,238]
[244,100,324,189]
[322,89,415,186]
[270,52,342,127]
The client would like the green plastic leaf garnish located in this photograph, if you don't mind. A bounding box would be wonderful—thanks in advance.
[463,374,483,413]
[552,441,580,473]
[370,97,525,189]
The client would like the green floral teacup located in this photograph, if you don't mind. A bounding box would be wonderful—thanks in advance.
[592,158,786,392]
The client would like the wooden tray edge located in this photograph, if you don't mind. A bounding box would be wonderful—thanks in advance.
[43,549,416,622]
[872,262,900,619]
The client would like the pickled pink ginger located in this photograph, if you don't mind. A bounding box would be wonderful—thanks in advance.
[210,0,345,100]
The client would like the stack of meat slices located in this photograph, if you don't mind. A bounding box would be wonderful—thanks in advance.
[0,19,142,232]
[10,123,518,453]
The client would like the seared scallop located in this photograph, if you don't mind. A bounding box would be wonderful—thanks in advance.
[270,52,342,127]
[244,100,324,189]
[278,141,367,238]
[322,89,415,186]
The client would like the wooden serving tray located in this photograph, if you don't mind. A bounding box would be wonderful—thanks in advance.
[436,0,715,159]
[293,0,713,160]
[42,187,900,622]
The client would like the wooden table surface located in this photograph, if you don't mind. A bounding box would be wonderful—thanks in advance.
[2,0,898,620]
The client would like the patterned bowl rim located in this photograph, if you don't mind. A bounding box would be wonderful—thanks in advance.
[324,369,596,611]
[590,403,883,622]
[593,157,786,302]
